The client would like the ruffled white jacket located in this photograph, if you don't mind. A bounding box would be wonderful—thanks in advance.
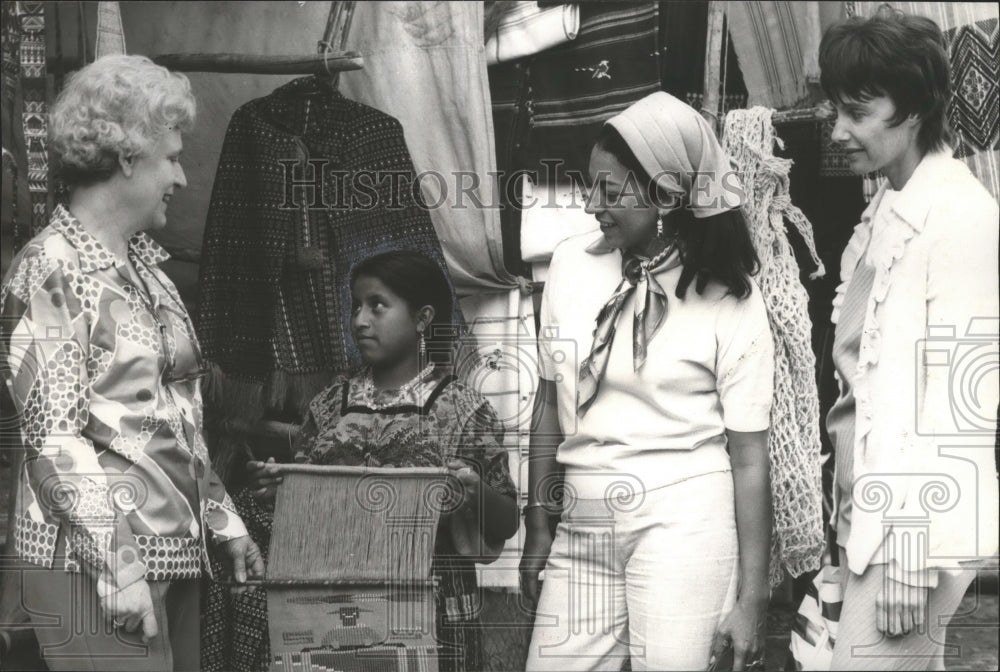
[831,149,999,580]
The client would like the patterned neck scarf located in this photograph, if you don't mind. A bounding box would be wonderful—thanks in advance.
[577,242,679,416]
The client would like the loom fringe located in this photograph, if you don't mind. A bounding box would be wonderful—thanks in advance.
[723,106,826,585]
[202,361,336,486]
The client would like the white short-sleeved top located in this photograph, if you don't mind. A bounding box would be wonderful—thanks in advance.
[538,232,774,499]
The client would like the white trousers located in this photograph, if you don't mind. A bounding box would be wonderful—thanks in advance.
[525,470,740,671]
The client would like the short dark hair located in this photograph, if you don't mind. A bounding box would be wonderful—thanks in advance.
[592,126,759,300]
[819,4,952,155]
[350,250,455,365]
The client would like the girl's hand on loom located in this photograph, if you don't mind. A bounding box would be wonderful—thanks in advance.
[447,459,481,513]
[247,457,283,502]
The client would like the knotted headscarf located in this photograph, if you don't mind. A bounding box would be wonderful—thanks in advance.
[605,91,744,217]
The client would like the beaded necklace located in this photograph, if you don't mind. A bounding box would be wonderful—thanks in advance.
[359,362,436,409]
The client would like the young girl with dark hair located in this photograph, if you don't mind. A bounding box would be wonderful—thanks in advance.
[521,91,775,671]
[819,6,998,670]
[221,251,518,672]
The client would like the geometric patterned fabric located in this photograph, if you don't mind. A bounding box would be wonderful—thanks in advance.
[947,18,999,158]
[17,1,48,238]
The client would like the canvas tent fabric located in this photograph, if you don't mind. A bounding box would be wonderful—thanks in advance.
[94,1,125,59]
[338,1,525,296]
[723,1,824,110]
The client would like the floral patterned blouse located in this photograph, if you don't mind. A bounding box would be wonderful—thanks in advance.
[292,368,517,621]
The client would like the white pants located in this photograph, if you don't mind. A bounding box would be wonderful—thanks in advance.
[525,470,740,671]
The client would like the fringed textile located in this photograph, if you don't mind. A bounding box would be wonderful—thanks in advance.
[723,106,826,586]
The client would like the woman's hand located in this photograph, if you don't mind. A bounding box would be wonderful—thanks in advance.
[518,508,554,607]
[99,579,158,643]
[876,578,928,637]
[219,534,265,595]
[711,595,767,670]
[247,457,283,503]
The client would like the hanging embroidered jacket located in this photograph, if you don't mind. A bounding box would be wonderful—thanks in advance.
[197,76,456,426]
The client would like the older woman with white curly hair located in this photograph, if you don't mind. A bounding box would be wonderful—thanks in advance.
[0,54,262,671]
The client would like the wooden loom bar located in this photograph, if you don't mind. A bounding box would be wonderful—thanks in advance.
[223,578,436,587]
[273,464,448,477]
[150,51,363,74]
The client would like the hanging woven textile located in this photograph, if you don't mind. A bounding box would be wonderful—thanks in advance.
[2,2,22,250]
[723,106,826,586]
[17,1,47,238]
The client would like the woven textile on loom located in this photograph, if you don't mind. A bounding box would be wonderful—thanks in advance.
[723,107,826,585]
[265,465,448,671]
[197,76,457,424]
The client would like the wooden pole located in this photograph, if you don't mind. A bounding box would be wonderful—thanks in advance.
[701,1,726,134]
[150,52,363,75]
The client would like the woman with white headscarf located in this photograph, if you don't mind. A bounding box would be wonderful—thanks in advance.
[519,92,774,671]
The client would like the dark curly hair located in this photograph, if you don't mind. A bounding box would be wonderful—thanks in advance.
[819,4,952,156]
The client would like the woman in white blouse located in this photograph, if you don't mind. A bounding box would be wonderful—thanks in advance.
[520,91,775,671]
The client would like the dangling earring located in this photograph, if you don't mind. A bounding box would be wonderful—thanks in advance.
[656,215,664,238]
[418,329,427,364]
